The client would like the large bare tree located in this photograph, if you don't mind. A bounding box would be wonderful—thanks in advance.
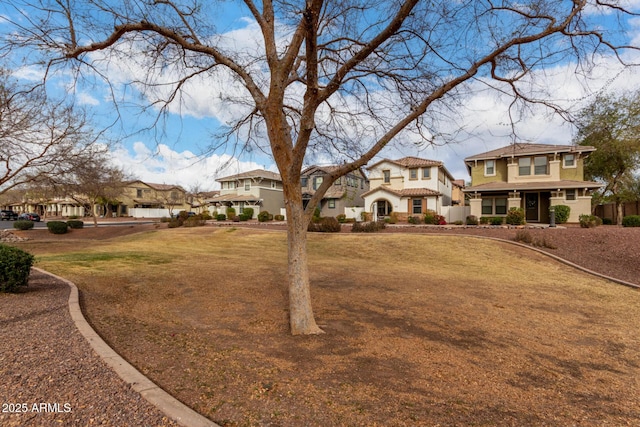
[0,69,101,195]
[4,0,639,334]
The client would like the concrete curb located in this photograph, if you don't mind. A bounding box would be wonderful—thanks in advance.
[33,267,220,427]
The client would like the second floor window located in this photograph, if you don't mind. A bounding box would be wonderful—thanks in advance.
[383,170,390,183]
[301,177,308,187]
[313,176,323,190]
[564,154,575,168]
[244,179,250,191]
[485,160,495,175]
[534,156,548,175]
[409,168,418,180]
[423,168,431,179]
[519,157,531,176]
[136,189,143,198]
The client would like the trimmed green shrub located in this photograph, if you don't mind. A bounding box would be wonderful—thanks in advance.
[66,220,84,229]
[216,214,227,221]
[466,215,478,225]
[308,217,341,232]
[505,207,525,225]
[0,244,34,292]
[13,220,34,230]
[408,216,421,224]
[552,205,570,224]
[238,213,251,221]
[351,221,386,233]
[483,216,504,225]
[47,221,69,234]
[274,214,285,221]
[226,207,236,218]
[336,214,347,223]
[579,214,602,228]
[424,210,437,225]
[603,218,613,225]
[242,208,254,219]
[453,220,464,225]
[258,210,272,222]
[622,215,640,227]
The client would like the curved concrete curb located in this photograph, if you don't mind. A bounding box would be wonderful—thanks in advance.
[33,267,220,427]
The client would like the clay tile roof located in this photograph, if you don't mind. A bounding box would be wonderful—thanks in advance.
[368,156,442,169]
[362,186,441,198]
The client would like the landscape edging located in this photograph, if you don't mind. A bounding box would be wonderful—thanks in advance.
[32,267,221,427]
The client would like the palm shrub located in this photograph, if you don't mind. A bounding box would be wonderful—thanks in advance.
[505,207,525,225]
[0,244,34,292]
[13,220,34,230]
[47,221,69,234]
[553,205,570,224]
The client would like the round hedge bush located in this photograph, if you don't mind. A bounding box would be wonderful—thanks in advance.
[47,221,69,234]
[553,205,571,224]
[0,244,34,292]
[13,220,34,230]
[66,220,84,229]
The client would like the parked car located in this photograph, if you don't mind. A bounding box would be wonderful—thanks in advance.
[0,210,18,220]
[18,212,41,222]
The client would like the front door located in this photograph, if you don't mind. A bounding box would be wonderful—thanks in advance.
[525,193,539,222]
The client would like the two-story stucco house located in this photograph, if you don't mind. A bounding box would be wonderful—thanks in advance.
[119,181,190,216]
[463,143,603,223]
[207,169,284,218]
[362,156,455,221]
[300,165,369,217]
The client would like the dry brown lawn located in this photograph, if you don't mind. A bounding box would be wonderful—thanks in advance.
[18,225,640,426]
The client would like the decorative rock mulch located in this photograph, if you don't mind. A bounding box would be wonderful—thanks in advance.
[0,230,29,243]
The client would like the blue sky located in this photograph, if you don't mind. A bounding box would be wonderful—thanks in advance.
[2,2,640,191]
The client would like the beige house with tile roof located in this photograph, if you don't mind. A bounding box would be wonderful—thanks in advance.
[206,169,284,218]
[118,181,190,216]
[300,165,369,217]
[363,156,455,221]
[463,143,603,223]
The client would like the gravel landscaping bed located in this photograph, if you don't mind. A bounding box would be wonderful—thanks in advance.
[0,270,179,427]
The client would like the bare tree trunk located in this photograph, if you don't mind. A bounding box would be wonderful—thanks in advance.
[90,201,99,228]
[616,200,624,226]
[284,190,324,335]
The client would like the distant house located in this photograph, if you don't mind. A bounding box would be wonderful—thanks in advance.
[118,181,190,216]
[362,156,455,221]
[463,143,603,223]
[300,165,369,217]
[206,169,284,218]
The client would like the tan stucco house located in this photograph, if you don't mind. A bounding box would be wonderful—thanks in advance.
[463,143,603,223]
[362,156,456,221]
[300,165,369,217]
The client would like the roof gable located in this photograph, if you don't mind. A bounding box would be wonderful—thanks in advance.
[216,169,282,182]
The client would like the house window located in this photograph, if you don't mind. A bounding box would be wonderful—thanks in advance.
[383,170,390,183]
[313,176,323,190]
[495,198,507,215]
[229,181,236,189]
[482,198,493,215]
[328,199,336,209]
[423,168,430,179]
[136,189,143,198]
[271,181,277,189]
[409,168,418,180]
[301,177,308,187]
[534,156,548,175]
[239,202,245,214]
[244,179,251,191]
[519,157,531,176]
[566,189,576,201]
[412,199,422,214]
[334,177,341,185]
[485,160,495,176]
[564,154,575,168]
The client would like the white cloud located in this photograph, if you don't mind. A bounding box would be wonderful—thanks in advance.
[109,142,271,191]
